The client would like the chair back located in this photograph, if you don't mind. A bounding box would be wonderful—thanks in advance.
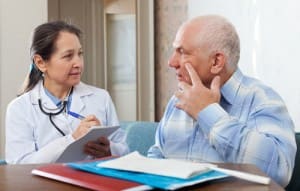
[286,133,300,191]
[121,121,158,156]
[0,159,6,165]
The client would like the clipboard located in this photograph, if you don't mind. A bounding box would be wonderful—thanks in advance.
[56,125,119,163]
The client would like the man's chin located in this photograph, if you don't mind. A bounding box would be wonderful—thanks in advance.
[177,76,184,82]
[177,77,191,85]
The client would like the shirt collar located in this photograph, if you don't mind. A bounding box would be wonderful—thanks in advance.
[43,85,74,109]
[43,87,62,106]
[220,68,244,105]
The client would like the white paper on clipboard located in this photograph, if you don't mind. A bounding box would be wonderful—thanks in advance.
[56,125,119,163]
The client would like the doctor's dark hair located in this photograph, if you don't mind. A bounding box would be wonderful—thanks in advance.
[19,20,82,95]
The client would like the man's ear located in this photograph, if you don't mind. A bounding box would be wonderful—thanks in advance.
[210,52,226,74]
[33,55,47,73]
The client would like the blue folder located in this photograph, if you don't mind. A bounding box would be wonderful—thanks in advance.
[68,160,228,190]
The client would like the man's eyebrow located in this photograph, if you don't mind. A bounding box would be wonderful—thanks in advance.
[172,42,178,47]
[174,45,186,53]
[172,42,182,49]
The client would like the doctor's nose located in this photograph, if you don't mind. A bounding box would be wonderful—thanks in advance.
[73,55,84,68]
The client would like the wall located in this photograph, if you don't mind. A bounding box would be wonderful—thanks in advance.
[188,0,300,131]
[154,0,188,120]
[0,0,47,158]
[0,0,2,160]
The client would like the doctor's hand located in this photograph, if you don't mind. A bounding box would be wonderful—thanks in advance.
[72,115,101,140]
[174,63,221,119]
[84,137,111,158]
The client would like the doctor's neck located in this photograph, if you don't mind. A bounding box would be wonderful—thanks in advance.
[43,83,73,100]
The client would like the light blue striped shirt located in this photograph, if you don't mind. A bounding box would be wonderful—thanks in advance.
[148,68,296,187]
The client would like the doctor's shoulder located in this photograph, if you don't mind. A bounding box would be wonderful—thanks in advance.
[76,82,112,100]
[6,91,32,114]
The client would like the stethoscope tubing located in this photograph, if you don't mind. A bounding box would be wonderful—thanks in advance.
[37,86,73,136]
[38,99,67,136]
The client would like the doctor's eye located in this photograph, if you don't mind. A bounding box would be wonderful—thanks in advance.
[63,54,73,59]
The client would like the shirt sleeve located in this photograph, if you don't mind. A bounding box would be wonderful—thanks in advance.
[19,135,75,164]
[198,102,296,187]
[147,98,176,158]
[147,121,165,158]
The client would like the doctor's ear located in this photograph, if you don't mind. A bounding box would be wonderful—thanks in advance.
[33,55,47,73]
[210,52,226,74]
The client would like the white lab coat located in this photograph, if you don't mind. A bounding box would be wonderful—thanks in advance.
[5,80,129,164]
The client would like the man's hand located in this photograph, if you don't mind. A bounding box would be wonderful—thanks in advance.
[175,63,221,119]
[84,137,112,158]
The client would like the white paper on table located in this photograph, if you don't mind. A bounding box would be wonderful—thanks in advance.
[98,151,216,179]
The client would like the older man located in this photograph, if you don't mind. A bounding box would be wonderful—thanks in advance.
[148,15,296,187]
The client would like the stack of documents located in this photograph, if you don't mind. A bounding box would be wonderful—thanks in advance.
[98,151,215,179]
[68,151,228,190]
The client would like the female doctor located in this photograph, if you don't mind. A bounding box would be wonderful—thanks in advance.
[5,21,129,164]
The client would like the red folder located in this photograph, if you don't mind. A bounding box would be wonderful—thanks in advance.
[31,163,149,191]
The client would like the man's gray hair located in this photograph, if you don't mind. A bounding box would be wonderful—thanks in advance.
[194,15,240,68]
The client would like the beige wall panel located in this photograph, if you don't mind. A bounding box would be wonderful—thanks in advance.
[154,0,188,120]
[104,0,135,14]
[0,0,48,158]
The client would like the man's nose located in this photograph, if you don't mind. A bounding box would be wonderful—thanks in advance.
[168,52,179,68]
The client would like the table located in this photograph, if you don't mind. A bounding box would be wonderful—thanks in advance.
[0,163,284,191]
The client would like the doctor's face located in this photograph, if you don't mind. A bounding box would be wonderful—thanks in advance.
[43,31,83,89]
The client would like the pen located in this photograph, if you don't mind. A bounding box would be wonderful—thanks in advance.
[68,111,85,120]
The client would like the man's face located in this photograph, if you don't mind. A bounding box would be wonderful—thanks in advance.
[168,24,214,87]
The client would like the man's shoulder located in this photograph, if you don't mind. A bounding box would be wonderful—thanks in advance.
[241,75,277,93]
[239,75,284,104]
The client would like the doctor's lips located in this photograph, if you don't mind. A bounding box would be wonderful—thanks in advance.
[69,71,81,76]
[68,111,85,120]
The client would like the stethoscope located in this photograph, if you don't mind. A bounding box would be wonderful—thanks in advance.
[38,86,73,136]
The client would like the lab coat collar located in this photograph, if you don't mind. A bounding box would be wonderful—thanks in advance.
[30,81,55,107]
[69,82,94,115]
[30,80,93,117]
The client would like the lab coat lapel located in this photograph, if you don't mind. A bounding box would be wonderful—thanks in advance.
[68,82,91,122]
[31,82,69,134]
[44,92,67,124]
[69,91,85,118]
[32,81,62,112]
[32,81,90,125]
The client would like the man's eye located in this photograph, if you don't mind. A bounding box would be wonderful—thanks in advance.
[176,48,184,55]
